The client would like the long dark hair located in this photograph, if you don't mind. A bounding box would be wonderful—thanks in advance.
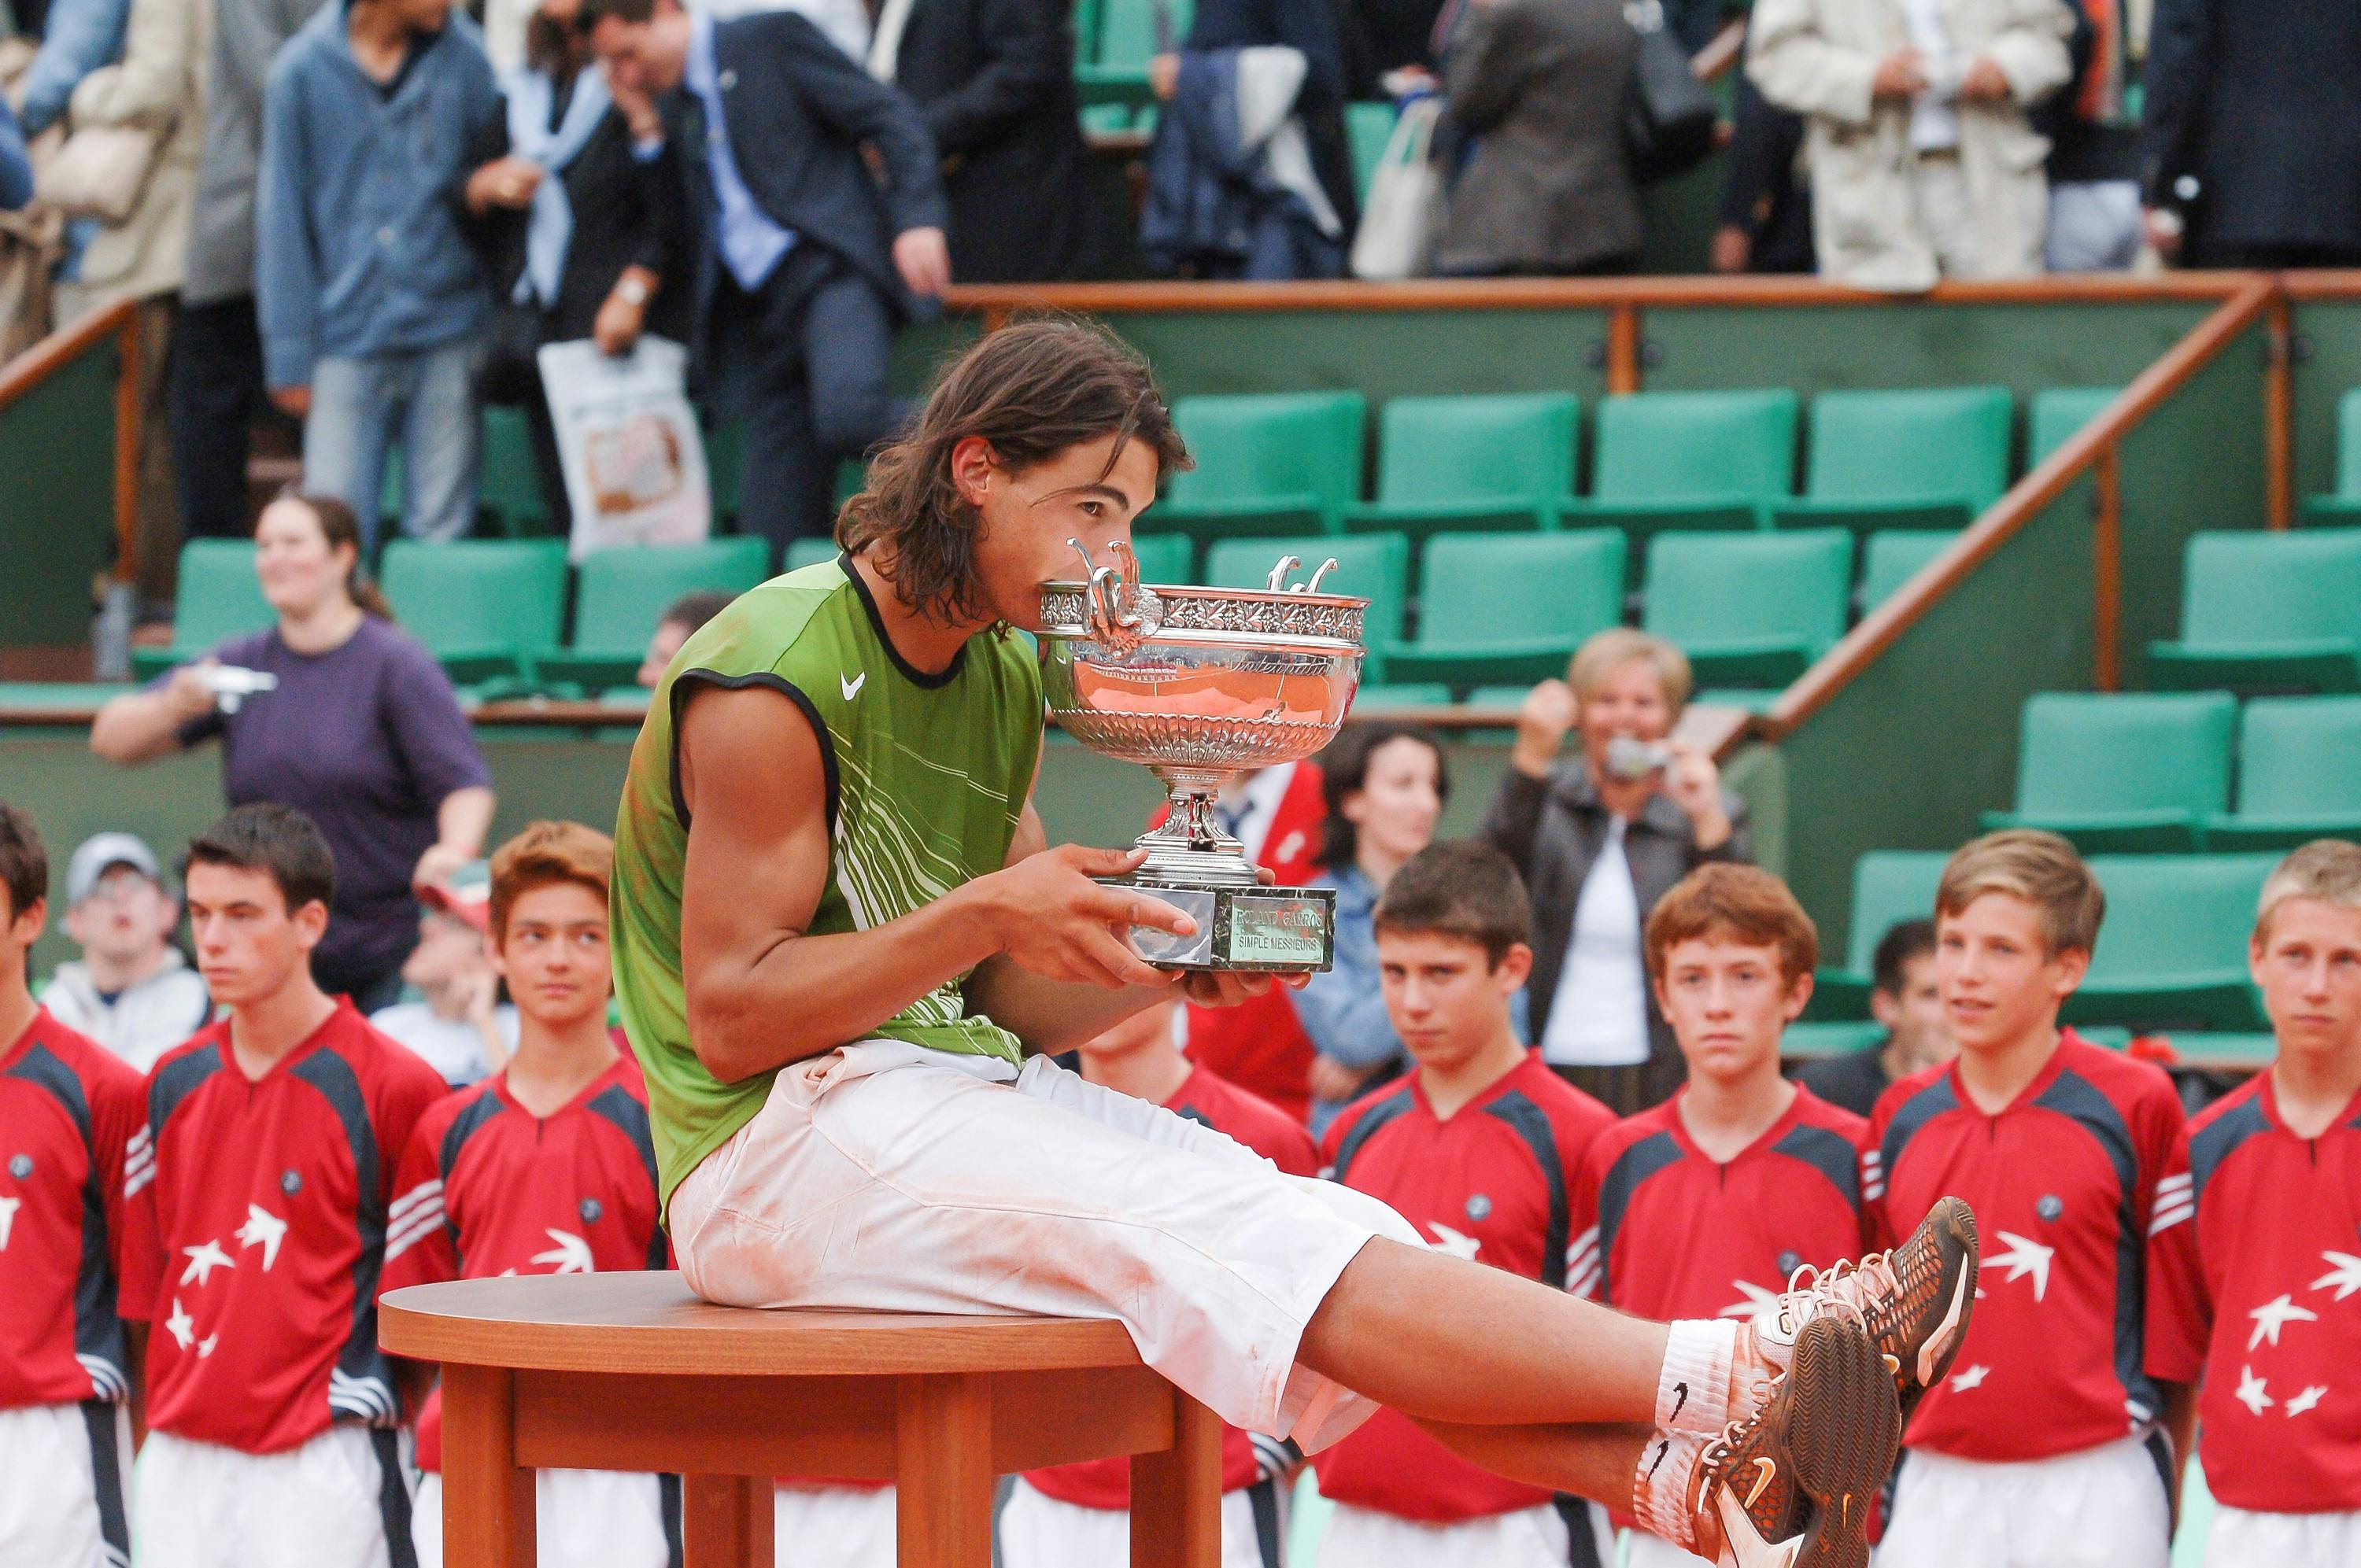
[1317,720,1447,870]
[837,317,1191,627]
[268,489,393,620]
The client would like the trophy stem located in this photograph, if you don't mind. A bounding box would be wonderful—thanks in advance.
[1136,769,1262,887]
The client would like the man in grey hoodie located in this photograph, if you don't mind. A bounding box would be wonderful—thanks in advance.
[39,832,212,1072]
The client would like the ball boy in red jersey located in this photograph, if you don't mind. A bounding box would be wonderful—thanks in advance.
[0,803,144,1568]
[1865,831,2185,1568]
[2146,841,2361,1568]
[1001,998,1318,1568]
[381,823,678,1568]
[121,804,447,1568]
[1573,866,1933,1568]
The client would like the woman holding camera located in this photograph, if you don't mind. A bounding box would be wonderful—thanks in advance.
[1480,628,1751,1113]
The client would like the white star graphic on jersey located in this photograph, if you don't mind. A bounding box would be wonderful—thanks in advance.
[1989,1230,2055,1301]
[0,1195,17,1252]
[2311,1252,2361,1303]
[1720,1280,1783,1319]
[179,1238,235,1286]
[234,1204,287,1271]
[2248,1292,2319,1351]
[2235,1367,2273,1416]
[196,1334,217,1360]
[164,1299,196,1351]
[1949,1364,1990,1393]
[1425,1223,1481,1262]
[529,1228,597,1274]
[2284,1385,2329,1418]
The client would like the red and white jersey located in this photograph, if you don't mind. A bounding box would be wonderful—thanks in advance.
[120,1000,445,1454]
[382,1053,667,1473]
[1025,1065,1319,1511]
[1569,1087,1868,1322]
[0,1008,144,1409]
[2146,1072,2361,1513]
[1864,1032,2182,1463]
[1312,1051,1615,1523]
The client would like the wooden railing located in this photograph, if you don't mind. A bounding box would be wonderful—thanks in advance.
[0,297,144,586]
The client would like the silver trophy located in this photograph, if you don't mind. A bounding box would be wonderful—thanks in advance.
[1037,540,1366,972]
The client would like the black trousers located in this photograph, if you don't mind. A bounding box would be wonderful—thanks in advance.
[708,245,904,563]
[169,293,272,540]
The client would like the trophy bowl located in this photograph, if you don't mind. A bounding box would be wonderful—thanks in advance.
[1036,543,1366,972]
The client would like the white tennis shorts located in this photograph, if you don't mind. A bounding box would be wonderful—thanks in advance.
[1875,1435,2171,1568]
[1625,1524,1716,1567]
[412,1467,671,1568]
[771,1484,896,1568]
[671,1041,1420,1452]
[1314,1501,1587,1568]
[134,1426,401,1568]
[0,1401,130,1568]
[999,1477,1280,1568]
[2205,1504,2361,1568]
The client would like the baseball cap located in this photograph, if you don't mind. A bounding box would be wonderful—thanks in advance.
[67,832,163,906]
[419,860,492,934]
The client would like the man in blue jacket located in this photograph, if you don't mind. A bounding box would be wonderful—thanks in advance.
[256,0,502,548]
[586,0,949,559]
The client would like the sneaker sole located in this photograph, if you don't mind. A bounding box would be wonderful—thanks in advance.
[1901,1197,1980,1414]
[1785,1316,1902,1568]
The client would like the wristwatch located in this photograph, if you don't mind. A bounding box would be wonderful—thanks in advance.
[615,276,652,308]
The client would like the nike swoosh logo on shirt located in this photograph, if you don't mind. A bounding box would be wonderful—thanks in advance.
[841,671,866,701]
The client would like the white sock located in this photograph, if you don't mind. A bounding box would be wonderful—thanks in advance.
[1631,1430,1710,1550]
[1656,1317,1738,1436]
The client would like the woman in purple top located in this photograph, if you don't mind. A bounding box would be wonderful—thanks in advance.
[91,494,497,1009]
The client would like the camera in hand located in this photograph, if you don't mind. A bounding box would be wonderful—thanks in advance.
[1602,735,1673,782]
[200,665,279,714]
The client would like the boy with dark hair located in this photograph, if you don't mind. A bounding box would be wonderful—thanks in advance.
[1867,830,2185,1568]
[122,802,447,1568]
[0,802,145,1568]
[2147,840,2361,1568]
[1798,920,1953,1120]
[385,821,675,1568]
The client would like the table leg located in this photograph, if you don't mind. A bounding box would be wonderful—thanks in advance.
[894,1372,992,1568]
[1129,1388,1221,1568]
[684,1474,774,1568]
[441,1363,536,1567]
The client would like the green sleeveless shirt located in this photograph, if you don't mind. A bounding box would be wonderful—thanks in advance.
[611,556,1044,1207]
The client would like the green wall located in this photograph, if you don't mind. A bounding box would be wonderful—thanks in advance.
[0,343,119,647]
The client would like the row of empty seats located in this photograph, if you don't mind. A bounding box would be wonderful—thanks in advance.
[2151,527,2361,695]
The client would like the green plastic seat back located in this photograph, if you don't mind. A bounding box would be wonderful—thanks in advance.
[2337,389,2361,500]
[480,405,550,530]
[2085,854,2278,987]
[1592,389,1800,504]
[1416,531,1622,648]
[1859,529,1956,608]
[1207,533,1410,646]
[1073,0,1102,64]
[2012,692,2237,817]
[380,540,569,659]
[1641,529,1852,651]
[1096,0,1190,69]
[1347,101,1398,201]
[2028,387,2117,465]
[571,539,770,656]
[1163,392,1367,512]
[2237,697,2361,816]
[2180,530,2361,644]
[1127,533,1195,585]
[1846,851,1949,974]
[173,541,275,651]
[1805,387,2014,510]
[784,538,840,573]
[1373,393,1578,508]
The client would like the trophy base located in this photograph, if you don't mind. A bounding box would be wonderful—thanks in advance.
[1101,878,1336,972]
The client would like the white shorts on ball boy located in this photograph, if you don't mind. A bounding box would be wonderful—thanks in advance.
[772,1483,896,1568]
[1314,1500,1613,1568]
[0,1401,131,1568]
[1624,1524,1716,1568]
[1873,1434,2171,1568]
[133,1425,405,1568]
[671,1042,1424,1452]
[411,1467,671,1568]
[2204,1505,2361,1568]
[998,1477,1279,1568]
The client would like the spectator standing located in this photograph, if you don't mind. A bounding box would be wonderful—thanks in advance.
[1712,65,1814,274]
[1747,0,2070,290]
[13,0,129,146]
[368,865,520,1086]
[585,0,951,561]
[1481,630,1751,1115]
[1298,721,1446,1134]
[637,588,732,688]
[40,831,213,1072]
[90,493,497,1012]
[2037,0,2138,271]
[1428,0,1641,277]
[256,0,501,548]
[1795,917,1953,1118]
[2138,0,2361,268]
[0,98,28,209]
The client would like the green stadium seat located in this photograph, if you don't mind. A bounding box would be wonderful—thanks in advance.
[1150,392,1366,563]
[2156,1031,2278,1070]
[2299,389,2361,523]
[1126,533,1193,585]
[478,405,551,536]
[1353,683,1455,709]
[1810,850,1948,1018]
[1206,534,1410,665]
[1781,1021,1889,1061]
[1381,531,1623,690]
[1347,101,1397,203]
[2066,854,2275,1032]
[1340,393,1576,551]
[379,539,569,686]
[1073,0,1188,113]
[1981,692,2236,854]
[1772,386,2014,539]
[534,538,770,692]
[1858,529,1956,611]
[1640,529,1851,688]
[2028,387,2118,464]
[784,538,841,572]
[2149,529,2361,695]
[2203,696,2361,851]
[1072,0,1102,67]
[1561,389,1800,548]
[133,540,275,681]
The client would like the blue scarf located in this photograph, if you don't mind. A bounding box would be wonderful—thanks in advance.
[504,63,613,309]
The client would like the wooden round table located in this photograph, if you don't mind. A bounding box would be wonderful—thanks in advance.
[381,1272,1223,1568]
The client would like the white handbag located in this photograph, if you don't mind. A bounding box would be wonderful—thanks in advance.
[1348,97,1439,282]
